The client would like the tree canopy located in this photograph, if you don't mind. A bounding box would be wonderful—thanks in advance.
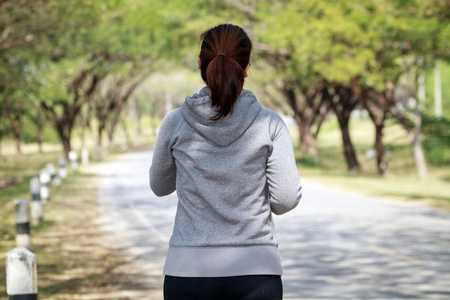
[1,0,449,173]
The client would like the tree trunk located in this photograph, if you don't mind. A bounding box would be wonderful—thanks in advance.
[96,120,105,159]
[374,121,387,175]
[337,116,359,172]
[14,135,21,155]
[417,69,426,105]
[329,86,360,172]
[48,105,77,160]
[107,112,119,150]
[282,84,323,157]
[413,86,428,179]
[121,119,131,145]
[412,135,428,179]
[354,84,391,176]
[36,107,43,153]
[80,127,86,150]
[37,127,43,153]
[12,121,22,155]
[107,127,115,150]
[61,137,71,160]
[295,115,317,157]
[5,111,22,155]
[394,105,428,179]
[97,126,103,149]
[56,125,72,160]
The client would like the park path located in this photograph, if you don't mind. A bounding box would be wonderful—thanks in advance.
[92,149,450,300]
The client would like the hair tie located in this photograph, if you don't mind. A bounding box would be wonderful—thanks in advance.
[217,52,226,57]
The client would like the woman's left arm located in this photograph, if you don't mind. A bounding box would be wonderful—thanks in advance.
[149,110,178,196]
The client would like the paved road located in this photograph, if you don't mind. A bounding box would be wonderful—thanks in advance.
[93,149,450,299]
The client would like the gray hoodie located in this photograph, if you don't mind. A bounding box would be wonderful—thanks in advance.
[150,87,302,277]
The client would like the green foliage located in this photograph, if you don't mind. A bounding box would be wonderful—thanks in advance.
[254,0,449,91]
[422,115,450,165]
[0,117,9,139]
[1,0,450,175]
[422,114,450,137]
[423,137,450,165]
[425,60,450,117]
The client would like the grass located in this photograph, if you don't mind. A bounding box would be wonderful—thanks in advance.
[0,143,159,299]
[291,116,450,209]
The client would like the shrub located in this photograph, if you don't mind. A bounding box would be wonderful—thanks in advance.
[422,115,450,165]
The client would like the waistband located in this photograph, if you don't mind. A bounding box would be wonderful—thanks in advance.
[163,245,282,277]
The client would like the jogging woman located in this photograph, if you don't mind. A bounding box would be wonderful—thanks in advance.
[150,23,302,300]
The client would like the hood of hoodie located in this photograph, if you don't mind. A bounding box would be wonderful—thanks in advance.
[181,87,262,147]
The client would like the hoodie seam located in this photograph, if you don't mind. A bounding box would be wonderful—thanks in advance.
[167,109,184,148]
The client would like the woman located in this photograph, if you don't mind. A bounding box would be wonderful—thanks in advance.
[150,24,302,300]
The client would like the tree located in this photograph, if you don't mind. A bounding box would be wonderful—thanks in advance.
[39,58,104,158]
[94,66,149,152]
[326,84,361,172]
[253,0,372,160]
[1,0,107,156]
[1,96,25,154]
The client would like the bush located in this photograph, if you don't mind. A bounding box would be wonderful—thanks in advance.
[423,137,450,165]
[422,115,450,165]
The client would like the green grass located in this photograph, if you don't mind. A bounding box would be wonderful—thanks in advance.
[0,142,155,298]
[0,150,65,179]
[292,116,450,209]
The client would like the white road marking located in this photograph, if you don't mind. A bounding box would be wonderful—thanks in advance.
[372,246,426,265]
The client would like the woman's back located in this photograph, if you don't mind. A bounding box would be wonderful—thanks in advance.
[151,87,301,249]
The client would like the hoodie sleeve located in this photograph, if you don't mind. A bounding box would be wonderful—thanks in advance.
[266,115,302,215]
[149,110,178,196]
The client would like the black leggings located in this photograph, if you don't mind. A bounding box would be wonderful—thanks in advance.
[164,275,282,300]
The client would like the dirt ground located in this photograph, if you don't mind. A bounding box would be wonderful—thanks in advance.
[1,169,162,300]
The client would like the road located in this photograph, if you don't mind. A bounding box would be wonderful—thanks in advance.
[93,149,450,299]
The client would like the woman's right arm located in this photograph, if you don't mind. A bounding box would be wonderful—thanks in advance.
[149,110,178,197]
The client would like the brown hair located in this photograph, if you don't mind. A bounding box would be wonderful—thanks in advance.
[199,24,252,120]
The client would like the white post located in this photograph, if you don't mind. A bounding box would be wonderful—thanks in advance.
[81,148,89,166]
[69,150,78,169]
[15,199,31,249]
[39,169,51,202]
[46,163,61,186]
[434,61,443,118]
[58,157,67,179]
[29,178,43,226]
[6,247,38,299]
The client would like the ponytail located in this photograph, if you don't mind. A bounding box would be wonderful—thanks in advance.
[199,24,252,120]
[206,54,245,120]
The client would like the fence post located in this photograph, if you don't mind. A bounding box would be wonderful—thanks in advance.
[47,163,61,186]
[58,157,67,179]
[81,148,89,166]
[69,150,78,169]
[6,247,38,299]
[39,169,51,202]
[29,178,43,226]
[15,199,31,249]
